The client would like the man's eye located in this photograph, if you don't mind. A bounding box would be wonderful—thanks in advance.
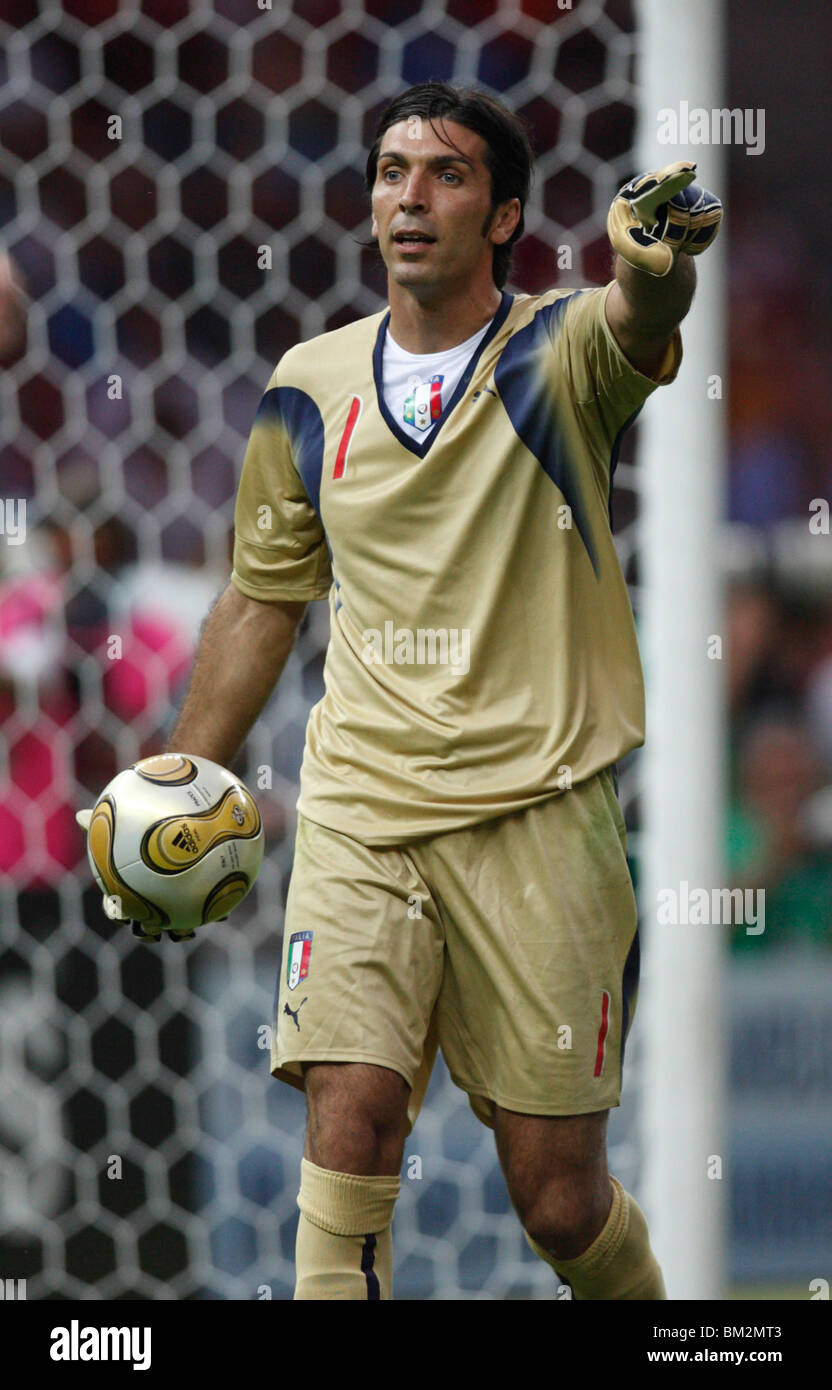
[383,169,400,181]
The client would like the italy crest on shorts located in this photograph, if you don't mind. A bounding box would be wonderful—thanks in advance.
[287,930,313,990]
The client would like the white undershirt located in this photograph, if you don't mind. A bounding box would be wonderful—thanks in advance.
[382,319,493,442]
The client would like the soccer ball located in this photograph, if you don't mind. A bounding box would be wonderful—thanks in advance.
[78,753,264,935]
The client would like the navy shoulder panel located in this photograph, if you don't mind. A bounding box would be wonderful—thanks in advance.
[256,385,326,516]
[495,293,600,576]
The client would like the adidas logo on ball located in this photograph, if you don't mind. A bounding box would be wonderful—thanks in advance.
[171,824,200,854]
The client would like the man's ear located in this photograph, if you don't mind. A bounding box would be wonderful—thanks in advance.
[489,197,521,247]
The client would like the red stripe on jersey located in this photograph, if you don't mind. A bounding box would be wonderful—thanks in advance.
[430,377,442,420]
[333,395,362,479]
[593,989,611,1078]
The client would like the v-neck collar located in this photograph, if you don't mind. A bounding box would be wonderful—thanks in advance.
[373,291,514,458]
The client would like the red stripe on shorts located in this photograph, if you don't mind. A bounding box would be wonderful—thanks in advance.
[593,989,611,1078]
[333,395,362,479]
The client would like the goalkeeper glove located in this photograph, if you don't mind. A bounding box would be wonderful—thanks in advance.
[607,160,723,277]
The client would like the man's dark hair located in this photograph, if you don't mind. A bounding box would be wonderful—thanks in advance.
[365,82,534,290]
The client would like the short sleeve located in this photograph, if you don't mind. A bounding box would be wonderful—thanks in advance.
[231,371,333,602]
[557,282,683,441]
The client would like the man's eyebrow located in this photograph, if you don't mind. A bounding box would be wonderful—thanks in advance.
[377,149,476,170]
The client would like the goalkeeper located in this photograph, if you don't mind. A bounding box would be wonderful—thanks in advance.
[145,84,721,1298]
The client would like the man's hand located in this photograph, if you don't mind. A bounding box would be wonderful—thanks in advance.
[607,161,723,278]
[75,806,199,944]
[130,922,197,944]
[75,583,302,946]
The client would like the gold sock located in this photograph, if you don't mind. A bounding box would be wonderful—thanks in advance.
[525,1175,666,1300]
[294,1157,400,1300]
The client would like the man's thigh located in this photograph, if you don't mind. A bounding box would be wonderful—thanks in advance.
[414,768,639,1124]
[271,815,444,1131]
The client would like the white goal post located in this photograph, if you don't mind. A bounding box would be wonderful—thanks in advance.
[636,0,728,1300]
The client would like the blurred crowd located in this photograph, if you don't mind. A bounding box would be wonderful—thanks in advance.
[722,198,832,952]
[725,554,832,953]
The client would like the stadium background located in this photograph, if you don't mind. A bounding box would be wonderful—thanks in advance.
[0,0,830,1299]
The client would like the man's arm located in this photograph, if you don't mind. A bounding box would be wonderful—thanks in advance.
[165,581,307,766]
[605,251,695,379]
[603,159,722,378]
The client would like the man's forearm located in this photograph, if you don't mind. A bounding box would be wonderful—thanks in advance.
[165,582,306,766]
[613,250,696,339]
[606,251,696,376]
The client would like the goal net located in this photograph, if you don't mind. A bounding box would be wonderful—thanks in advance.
[0,0,646,1299]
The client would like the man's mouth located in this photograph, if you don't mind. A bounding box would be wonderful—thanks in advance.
[392,230,436,248]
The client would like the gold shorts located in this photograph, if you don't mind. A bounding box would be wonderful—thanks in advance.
[272,767,639,1131]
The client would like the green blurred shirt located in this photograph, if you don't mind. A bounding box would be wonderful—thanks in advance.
[726,805,832,951]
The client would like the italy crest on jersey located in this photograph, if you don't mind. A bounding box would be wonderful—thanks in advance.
[403,373,444,431]
[287,930,313,990]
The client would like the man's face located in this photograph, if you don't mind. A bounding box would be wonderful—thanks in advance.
[370,118,512,297]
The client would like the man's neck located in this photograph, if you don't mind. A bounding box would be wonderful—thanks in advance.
[387,280,503,354]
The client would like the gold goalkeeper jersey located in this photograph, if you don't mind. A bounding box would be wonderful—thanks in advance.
[231,283,682,843]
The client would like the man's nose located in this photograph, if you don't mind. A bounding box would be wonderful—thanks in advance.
[399,174,428,209]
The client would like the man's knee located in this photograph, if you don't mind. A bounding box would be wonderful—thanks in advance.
[518,1176,613,1261]
[494,1107,612,1261]
[302,1061,410,1175]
